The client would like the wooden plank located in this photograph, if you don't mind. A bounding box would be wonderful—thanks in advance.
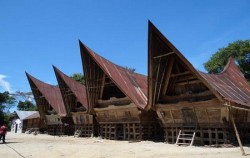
[99,74,106,99]
[153,52,175,59]
[156,98,221,108]
[153,57,162,104]
[200,128,204,145]
[175,75,197,82]
[170,110,175,123]
[161,56,174,97]
[175,80,202,86]
[157,57,169,101]
[171,71,190,77]
[215,128,218,146]
[172,127,175,143]
[208,128,212,145]
[162,90,212,101]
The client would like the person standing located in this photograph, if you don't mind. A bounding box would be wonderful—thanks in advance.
[0,123,7,143]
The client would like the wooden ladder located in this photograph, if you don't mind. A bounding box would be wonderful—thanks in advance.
[74,129,82,137]
[176,129,196,146]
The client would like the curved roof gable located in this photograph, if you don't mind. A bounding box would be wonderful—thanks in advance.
[80,41,148,110]
[199,57,250,107]
[53,66,88,110]
[148,21,250,109]
[26,72,67,117]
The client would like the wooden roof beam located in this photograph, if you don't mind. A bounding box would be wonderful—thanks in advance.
[176,75,197,82]
[99,73,106,99]
[161,56,174,97]
[171,71,190,77]
[175,80,202,86]
[162,90,213,101]
[153,51,175,59]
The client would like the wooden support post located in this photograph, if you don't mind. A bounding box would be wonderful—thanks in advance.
[161,56,174,97]
[208,128,212,145]
[200,128,204,145]
[123,124,126,140]
[215,128,218,147]
[139,124,142,140]
[133,123,136,139]
[105,124,107,139]
[171,127,174,143]
[153,58,161,104]
[228,107,246,156]
[223,128,227,144]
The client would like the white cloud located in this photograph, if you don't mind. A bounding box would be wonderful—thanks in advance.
[0,74,11,92]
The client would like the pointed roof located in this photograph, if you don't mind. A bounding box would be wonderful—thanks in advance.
[53,66,88,111]
[26,72,67,117]
[200,57,250,107]
[148,21,250,109]
[79,41,148,110]
[148,21,222,107]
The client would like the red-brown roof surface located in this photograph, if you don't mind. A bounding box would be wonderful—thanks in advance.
[26,73,67,117]
[53,66,88,110]
[80,41,148,110]
[199,57,250,107]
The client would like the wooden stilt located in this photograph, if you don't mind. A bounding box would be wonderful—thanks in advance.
[215,128,218,147]
[133,123,136,139]
[123,124,126,140]
[208,128,212,145]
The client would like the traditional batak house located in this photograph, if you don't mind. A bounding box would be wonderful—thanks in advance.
[53,66,95,137]
[80,41,162,140]
[26,72,73,135]
[148,21,250,148]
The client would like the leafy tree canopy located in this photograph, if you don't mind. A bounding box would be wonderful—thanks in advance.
[17,100,37,111]
[124,66,136,72]
[0,91,16,126]
[71,73,85,84]
[0,91,16,112]
[204,40,250,82]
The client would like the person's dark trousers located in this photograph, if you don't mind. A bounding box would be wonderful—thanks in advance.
[0,134,5,143]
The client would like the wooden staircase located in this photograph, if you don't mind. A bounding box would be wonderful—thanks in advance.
[176,128,196,146]
[74,129,82,137]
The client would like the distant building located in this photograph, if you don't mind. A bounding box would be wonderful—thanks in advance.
[11,111,40,133]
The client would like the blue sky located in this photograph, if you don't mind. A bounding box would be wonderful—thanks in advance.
[0,0,250,93]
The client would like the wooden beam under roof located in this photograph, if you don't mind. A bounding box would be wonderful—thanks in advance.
[175,80,202,86]
[175,75,197,82]
[162,90,213,101]
[161,56,174,97]
[171,71,190,77]
[99,73,106,99]
[153,52,175,59]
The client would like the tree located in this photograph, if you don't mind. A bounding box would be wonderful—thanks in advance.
[204,40,250,82]
[71,73,85,84]
[0,91,16,112]
[0,91,16,126]
[17,100,37,111]
[13,91,34,101]
[124,66,136,72]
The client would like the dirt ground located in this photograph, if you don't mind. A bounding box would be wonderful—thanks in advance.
[0,132,250,158]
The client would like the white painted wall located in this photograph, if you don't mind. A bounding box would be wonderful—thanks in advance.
[11,119,23,133]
